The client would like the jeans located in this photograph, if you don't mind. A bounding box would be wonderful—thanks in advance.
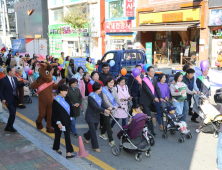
[182,100,189,122]
[173,101,184,116]
[71,117,77,135]
[111,118,127,128]
[154,102,163,125]
[217,132,222,170]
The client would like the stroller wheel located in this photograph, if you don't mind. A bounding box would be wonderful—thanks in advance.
[148,133,155,146]
[213,132,219,138]
[135,153,142,162]
[145,151,151,158]
[162,133,168,139]
[186,134,192,139]
[178,137,185,143]
[170,130,176,135]
[195,128,200,134]
[111,145,120,156]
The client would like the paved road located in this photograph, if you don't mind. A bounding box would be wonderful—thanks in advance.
[4,88,220,170]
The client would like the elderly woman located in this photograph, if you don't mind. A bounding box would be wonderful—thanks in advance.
[83,82,111,152]
[100,76,121,147]
[66,78,82,138]
[72,66,84,88]
[51,84,75,159]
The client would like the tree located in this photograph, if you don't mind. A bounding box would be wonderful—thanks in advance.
[61,3,91,56]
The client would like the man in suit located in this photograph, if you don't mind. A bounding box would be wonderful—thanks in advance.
[0,66,28,132]
[139,66,164,135]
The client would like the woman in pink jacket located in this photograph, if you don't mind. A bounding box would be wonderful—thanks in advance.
[111,77,132,128]
[79,72,90,115]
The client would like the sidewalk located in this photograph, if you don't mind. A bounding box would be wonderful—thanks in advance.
[0,122,68,170]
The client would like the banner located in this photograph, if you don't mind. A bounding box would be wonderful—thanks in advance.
[12,39,25,56]
[212,39,222,67]
[190,42,196,52]
[105,20,132,33]
[146,42,152,65]
[209,9,222,26]
[126,0,133,17]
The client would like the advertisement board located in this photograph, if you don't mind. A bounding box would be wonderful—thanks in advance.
[105,20,132,33]
[209,9,222,26]
[146,42,152,65]
[126,0,133,17]
[12,39,26,56]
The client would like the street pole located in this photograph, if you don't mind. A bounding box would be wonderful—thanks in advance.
[0,102,3,123]
[3,0,10,34]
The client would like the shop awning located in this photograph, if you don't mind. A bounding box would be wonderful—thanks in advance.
[130,23,199,32]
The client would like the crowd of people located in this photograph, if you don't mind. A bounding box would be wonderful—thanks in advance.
[0,52,221,170]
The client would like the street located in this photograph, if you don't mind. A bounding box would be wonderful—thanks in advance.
[1,88,219,170]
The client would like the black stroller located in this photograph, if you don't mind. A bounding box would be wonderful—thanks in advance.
[110,107,153,162]
[161,101,193,143]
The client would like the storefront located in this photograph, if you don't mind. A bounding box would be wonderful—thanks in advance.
[131,8,202,66]
[48,24,90,58]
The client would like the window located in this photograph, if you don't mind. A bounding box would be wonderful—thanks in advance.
[124,53,131,61]
[102,53,115,62]
[109,0,124,19]
[53,8,63,23]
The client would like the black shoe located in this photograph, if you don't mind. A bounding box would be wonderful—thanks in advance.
[73,134,78,138]
[18,105,26,109]
[188,112,193,115]
[57,151,62,155]
[66,154,76,159]
[152,132,156,136]
[191,119,199,123]
[5,127,17,132]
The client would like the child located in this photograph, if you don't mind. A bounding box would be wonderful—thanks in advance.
[167,106,190,134]
[132,104,142,116]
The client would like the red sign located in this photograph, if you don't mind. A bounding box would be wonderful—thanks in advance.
[126,0,133,17]
[105,20,132,33]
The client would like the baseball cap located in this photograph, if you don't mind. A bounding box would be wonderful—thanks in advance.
[167,106,176,112]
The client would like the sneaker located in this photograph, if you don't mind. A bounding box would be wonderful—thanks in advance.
[109,141,115,147]
[99,134,108,140]
[73,134,78,138]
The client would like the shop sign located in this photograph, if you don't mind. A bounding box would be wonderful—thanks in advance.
[105,20,132,33]
[126,0,133,17]
[211,39,222,67]
[209,9,222,26]
[49,24,89,37]
[139,8,200,25]
[146,42,152,65]
[162,12,183,22]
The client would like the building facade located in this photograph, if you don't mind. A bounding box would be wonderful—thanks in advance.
[133,0,209,68]
[48,0,103,61]
[105,0,137,51]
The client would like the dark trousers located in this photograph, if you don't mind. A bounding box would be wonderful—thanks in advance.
[6,103,16,128]
[18,80,24,104]
[53,126,74,153]
[189,100,193,115]
[61,69,65,79]
[84,122,99,149]
[142,104,154,135]
[101,115,113,142]
[191,112,199,120]
[100,113,104,127]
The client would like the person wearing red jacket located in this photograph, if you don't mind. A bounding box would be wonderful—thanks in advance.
[87,71,104,94]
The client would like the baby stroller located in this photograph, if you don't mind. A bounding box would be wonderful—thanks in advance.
[193,93,222,138]
[161,101,193,143]
[23,86,32,104]
[111,108,153,162]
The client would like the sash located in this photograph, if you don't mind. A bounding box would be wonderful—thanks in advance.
[37,82,53,94]
[102,87,117,106]
[60,59,66,68]
[181,72,186,76]
[15,72,25,82]
[89,92,102,107]
[89,79,95,86]
[143,77,154,95]
[198,75,210,89]
[54,95,70,115]
[135,75,142,86]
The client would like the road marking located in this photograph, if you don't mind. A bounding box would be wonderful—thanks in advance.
[3,105,115,170]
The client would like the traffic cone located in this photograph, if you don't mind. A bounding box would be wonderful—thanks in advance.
[77,136,89,158]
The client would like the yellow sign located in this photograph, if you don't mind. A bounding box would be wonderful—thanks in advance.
[110,35,133,40]
[139,8,200,25]
[162,12,183,22]
[35,35,41,38]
